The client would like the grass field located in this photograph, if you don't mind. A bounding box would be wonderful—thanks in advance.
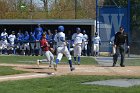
[0,55,140,93]
[0,56,97,75]
[0,55,97,65]
[125,59,140,66]
[0,66,27,76]
[0,75,140,93]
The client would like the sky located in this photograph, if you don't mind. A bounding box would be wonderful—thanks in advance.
[33,0,55,8]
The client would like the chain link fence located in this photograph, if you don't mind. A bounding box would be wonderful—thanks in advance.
[130,1,140,55]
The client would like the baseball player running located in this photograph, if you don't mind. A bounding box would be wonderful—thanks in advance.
[54,26,75,71]
[37,33,54,67]
[72,27,83,65]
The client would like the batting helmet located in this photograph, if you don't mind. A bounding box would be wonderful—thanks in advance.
[76,27,81,32]
[83,30,86,33]
[95,32,98,36]
[58,26,64,32]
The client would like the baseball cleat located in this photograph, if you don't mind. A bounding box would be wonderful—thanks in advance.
[78,62,80,65]
[37,59,40,67]
[70,67,75,71]
[49,65,52,68]
[53,63,57,71]
[74,61,77,65]
[120,64,125,67]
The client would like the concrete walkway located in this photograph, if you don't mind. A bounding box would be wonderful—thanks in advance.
[95,55,140,67]
[82,79,140,87]
[95,57,114,67]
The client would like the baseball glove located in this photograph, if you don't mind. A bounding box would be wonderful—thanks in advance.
[50,48,55,53]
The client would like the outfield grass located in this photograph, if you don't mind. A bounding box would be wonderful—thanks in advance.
[0,56,97,65]
[0,66,27,76]
[0,75,140,93]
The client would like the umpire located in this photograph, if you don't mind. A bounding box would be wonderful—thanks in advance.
[113,26,129,67]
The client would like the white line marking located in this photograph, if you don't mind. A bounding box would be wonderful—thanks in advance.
[0,74,49,80]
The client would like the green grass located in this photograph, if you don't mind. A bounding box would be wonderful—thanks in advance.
[125,59,140,66]
[0,56,97,65]
[0,56,44,64]
[0,75,140,93]
[0,66,27,76]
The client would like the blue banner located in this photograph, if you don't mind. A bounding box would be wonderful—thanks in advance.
[98,7,129,52]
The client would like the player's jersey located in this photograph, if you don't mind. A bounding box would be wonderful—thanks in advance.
[83,34,88,42]
[54,32,66,47]
[40,37,49,51]
[8,34,16,45]
[72,33,83,45]
[92,36,101,44]
[1,32,8,40]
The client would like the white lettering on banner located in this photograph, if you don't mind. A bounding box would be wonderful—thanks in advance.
[100,14,124,40]
[102,14,124,33]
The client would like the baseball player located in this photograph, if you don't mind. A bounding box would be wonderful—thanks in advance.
[82,30,88,56]
[22,31,30,55]
[8,31,16,54]
[37,33,54,67]
[0,28,8,54]
[54,26,75,71]
[16,31,24,55]
[92,32,101,56]
[72,27,84,65]
[34,24,43,56]
[29,32,36,56]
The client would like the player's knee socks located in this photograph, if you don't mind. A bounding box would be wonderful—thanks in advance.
[56,59,59,64]
[78,56,80,63]
[74,57,76,62]
[13,49,16,54]
[68,60,72,67]
[4,49,7,54]
[85,50,87,55]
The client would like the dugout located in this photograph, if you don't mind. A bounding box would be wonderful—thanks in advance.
[0,19,95,35]
[0,19,95,55]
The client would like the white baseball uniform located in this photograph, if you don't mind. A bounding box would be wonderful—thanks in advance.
[92,36,101,53]
[82,34,88,50]
[1,32,8,49]
[54,32,71,61]
[72,33,83,57]
[8,34,16,45]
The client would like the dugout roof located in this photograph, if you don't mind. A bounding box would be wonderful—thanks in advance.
[0,19,95,25]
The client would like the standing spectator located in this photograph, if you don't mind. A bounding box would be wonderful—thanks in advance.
[113,26,129,67]
[92,32,101,56]
[37,33,54,67]
[54,26,75,71]
[72,27,84,65]
[82,30,88,56]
